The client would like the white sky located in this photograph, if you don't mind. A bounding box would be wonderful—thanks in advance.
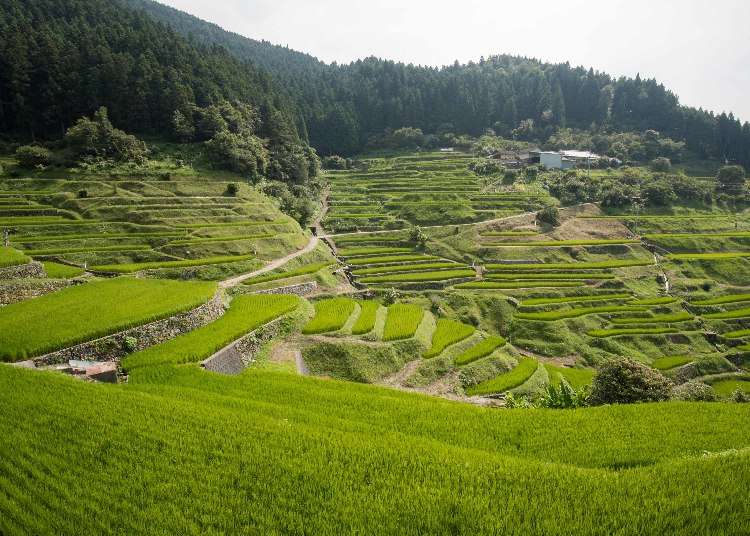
[160,0,750,122]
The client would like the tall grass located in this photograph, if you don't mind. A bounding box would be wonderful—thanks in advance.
[122,295,299,370]
[302,298,357,334]
[0,278,217,361]
[424,319,476,358]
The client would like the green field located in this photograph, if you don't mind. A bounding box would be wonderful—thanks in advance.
[350,301,380,335]
[454,336,506,366]
[302,298,357,334]
[0,246,29,268]
[0,278,217,361]
[383,303,425,341]
[424,319,476,358]
[467,358,539,395]
[123,295,299,370]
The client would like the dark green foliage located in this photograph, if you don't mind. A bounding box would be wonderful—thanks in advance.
[716,165,746,195]
[537,379,589,409]
[670,381,718,402]
[650,157,672,172]
[537,206,560,227]
[589,358,673,405]
[15,145,52,168]
[64,107,147,163]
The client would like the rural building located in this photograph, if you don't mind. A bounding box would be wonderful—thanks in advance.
[530,149,601,170]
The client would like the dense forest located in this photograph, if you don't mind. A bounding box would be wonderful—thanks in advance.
[1,0,749,168]
[124,0,750,165]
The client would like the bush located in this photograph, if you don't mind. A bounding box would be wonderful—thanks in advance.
[206,130,268,177]
[537,379,589,409]
[65,107,147,163]
[716,165,746,195]
[589,358,673,405]
[536,206,560,227]
[730,389,750,403]
[382,288,400,306]
[16,145,52,168]
[322,155,348,170]
[77,190,88,199]
[650,157,672,173]
[670,381,717,402]
[225,183,239,196]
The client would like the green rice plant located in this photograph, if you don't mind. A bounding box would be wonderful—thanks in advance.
[347,254,437,266]
[15,231,183,243]
[424,319,476,358]
[352,262,460,276]
[467,358,539,395]
[484,239,640,247]
[587,327,680,337]
[611,312,694,325]
[42,262,84,279]
[350,301,380,335]
[359,269,475,284]
[668,253,750,261]
[645,232,750,239]
[122,294,299,370]
[383,303,425,341]
[481,231,538,236]
[692,294,750,306]
[302,298,357,334]
[704,307,750,320]
[484,259,653,271]
[543,364,595,390]
[0,246,30,268]
[242,263,333,286]
[486,272,615,280]
[628,297,678,305]
[710,378,750,397]
[520,293,632,306]
[456,281,585,290]
[454,336,506,366]
[722,328,750,339]
[652,356,694,370]
[515,305,647,321]
[165,234,272,246]
[0,278,217,361]
[24,245,152,256]
[91,254,254,273]
[332,234,405,245]
[337,246,412,257]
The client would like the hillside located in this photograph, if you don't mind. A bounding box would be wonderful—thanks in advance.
[123,0,750,164]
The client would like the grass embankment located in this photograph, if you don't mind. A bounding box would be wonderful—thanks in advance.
[3,366,749,533]
[424,319,476,358]
[652,356,694,370]
[520,293,632,306]
[486,272,615,280]
[484,260,653,270]
[467,358,539,395]
[515,305,647,321]
[692,294,750,306]
[91,254,254,273]
[456,281,586,290]
[360,269,475,284]
[611,312,694,325]
[0,278,217,361]
[352,262,460,275]
[337,246,412,256]
[347,254,437,266]
[302,298,356,334]
[668,253,750,261]
[543,364,595,389]
[122,295,299,370]
[0,246,30,268]
[42,262,85,279]
[484,239,640,247]
[383,303,425,341]
[587,327,679,338]
[454,336,506,366]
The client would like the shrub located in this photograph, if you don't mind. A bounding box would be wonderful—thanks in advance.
[322,155,348,170]
[730,389,750,403]
[716,165,746,195]
[537,379,589,409]
[383,288,400,306]
[536,206,560,227]
[650,157,672,173]
[670,381,717,402]
[65,107,147,163]
[225,183,240,196]
[589,358,673,405]
[16,145,52,168]
[77,189,88,199]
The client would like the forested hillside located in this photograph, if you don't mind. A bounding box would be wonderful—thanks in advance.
[124,0,750,164]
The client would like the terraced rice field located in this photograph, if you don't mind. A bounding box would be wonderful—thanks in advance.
[454,336,506,366]
[382,304,425,341]
[302,298,357,334]
[0,246,30,268]
[424,319,476,358]
[467,358,539,396]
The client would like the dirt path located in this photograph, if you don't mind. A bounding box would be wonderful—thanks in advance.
[295,350,309,375]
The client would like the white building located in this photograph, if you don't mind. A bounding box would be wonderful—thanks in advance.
[532,150,600,170]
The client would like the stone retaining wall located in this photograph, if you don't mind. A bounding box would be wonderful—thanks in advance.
[33,292,226,366]
[253,281,318,296]
[0,261,46,280]
[0,279,77,305]
[202,316,286,375]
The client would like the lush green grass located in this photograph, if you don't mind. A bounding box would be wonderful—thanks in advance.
[645,232,750,239]
[338,246,412,257]
[302,298,357,334]
[383,303,425,341]
[520,293,632,306]
[352,262,460,275]
[544,364,595,390]
[122,295,299,370]
[704,307,750,320]
[611,312,694,325]
[587,327,680,338]
[14,231,183,243]
[668,253,750,261]
[91,254,254,273]
[628,297,678,305]
[484,239,640,247]
[165,234,273,246]
[455,281,586,290]
[24,245,152,256]
[3,366,750,534]
[652,356,694,370]
[454,336,506,366]
[424,319,476,358]
[467,358,539,395]
[722,328,750,339]
[347,254,437,266]
[484,260,653,270]
[0,246,30,268]
[481,231,539,236]
[242,262,333,286]
[692,294,750,306]
[0,278,217,361]
[42,261,85,279]
[350,301,380,335]
[359,269,475,283]
[710,378,750,397]
[486,272,615,280]
[515,305,648,322]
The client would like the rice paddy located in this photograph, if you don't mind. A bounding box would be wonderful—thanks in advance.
[302,298,357,334]
[382,304,425,341]
[424,319,476,358]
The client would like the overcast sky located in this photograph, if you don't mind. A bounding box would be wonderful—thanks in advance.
[160,0,750,122]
